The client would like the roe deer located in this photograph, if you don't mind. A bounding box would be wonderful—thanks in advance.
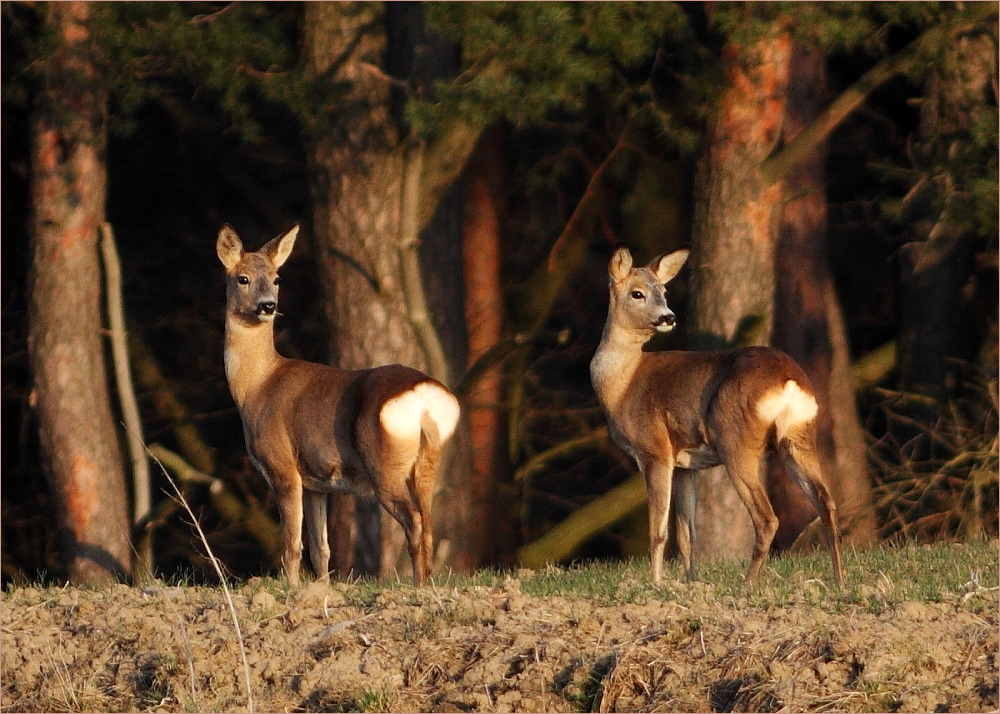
[590,246,844,586]
[217,224,460,586]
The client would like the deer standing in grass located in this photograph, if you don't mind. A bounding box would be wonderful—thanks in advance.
[590,246,844,587]
[217,224,460,586]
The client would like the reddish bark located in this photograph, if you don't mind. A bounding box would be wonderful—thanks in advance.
[687,22,791,563]
[28,2,131,584]
[772,43,875,548]
[461,126,510,568]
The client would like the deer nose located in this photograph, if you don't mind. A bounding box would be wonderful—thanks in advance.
[257,301,277,316]
[654,312,676,331]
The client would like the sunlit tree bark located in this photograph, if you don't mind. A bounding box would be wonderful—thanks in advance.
[301,2,476,578]
[302,2,422,578]
[686,17,791,563]
[772,43,875,547]
[28,1,131,584]
[462,125,512,568]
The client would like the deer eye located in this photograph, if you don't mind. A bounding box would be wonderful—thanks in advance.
[274,276,281,286]
[237,275,250,285]
[630,290,644,300]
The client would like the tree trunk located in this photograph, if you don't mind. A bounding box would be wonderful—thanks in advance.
[772,43,875,548]
[301,2,476,579]
[461,125,512,569]
[897,27,995,402]
[686,22,791,564]
[302,2,421,578]
[27,1,131,584]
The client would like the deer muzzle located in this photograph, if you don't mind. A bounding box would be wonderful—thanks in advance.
[256,301,277,318]
[654,312,676,331]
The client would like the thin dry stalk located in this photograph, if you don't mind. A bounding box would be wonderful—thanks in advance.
[149,449,255,713]
[161,591,199,708]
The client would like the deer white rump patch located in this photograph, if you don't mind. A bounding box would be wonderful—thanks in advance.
[755,380,818,439]
[379,382,460,443]
[380,391,424,440]
[413,382,460,442]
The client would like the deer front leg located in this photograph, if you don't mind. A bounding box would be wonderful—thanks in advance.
[673,468,698,582]
[644,458,675,585]
[304,490,331,582]
[274,476,304,587]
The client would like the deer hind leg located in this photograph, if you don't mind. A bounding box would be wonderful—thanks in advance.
[368,439,429,586]
[408,475,433,587]
[644,459,675,585]
[373,389,434,585]
[778,427,844,585]
[673,468,698,582]
[374,476,428,586]
[717,440,779,587]
[304,490,331,582]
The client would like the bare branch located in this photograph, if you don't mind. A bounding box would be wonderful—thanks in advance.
[763,5,997,186]
[99,223,151,552]
[518,472,646,568]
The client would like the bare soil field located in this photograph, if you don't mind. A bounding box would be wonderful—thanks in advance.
[2,541,997,713]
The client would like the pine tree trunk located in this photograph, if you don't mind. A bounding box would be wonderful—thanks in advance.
[461,125,512,569]
[301,2,477,579]
[772,43,875,547]
[897,28,995,401]
[302,2,421,578]
[27,1,131,584]
[686,24,791,564]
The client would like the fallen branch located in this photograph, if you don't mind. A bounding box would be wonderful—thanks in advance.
[147,444,283,569]
[99,222,152,576]
[513,427,609,483]
[518,472,646,568]
[150,448,255,714]
[417,115,485,234]
[850,340,897,391]
[398,139,451,386]
[128,329,215,475]
[456,329,571,399]
[763,3,997,186]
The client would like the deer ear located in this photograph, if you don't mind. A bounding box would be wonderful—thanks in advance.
[263,225,299,268]
[609,246,633,282]
[651,248,689,284]
[217,225,244,271]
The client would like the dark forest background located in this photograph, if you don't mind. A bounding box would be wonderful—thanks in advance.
[2,2,997,587]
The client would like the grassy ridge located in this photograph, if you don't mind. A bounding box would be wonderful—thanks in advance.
[3,539,996,713]
[413,537,999,607]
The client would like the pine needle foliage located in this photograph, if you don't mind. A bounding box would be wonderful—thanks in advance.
[413,2,695,140]
[89,2,304,140]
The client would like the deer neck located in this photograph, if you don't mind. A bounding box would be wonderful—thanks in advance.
[224,315,282,410]
[590,320,649,413]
